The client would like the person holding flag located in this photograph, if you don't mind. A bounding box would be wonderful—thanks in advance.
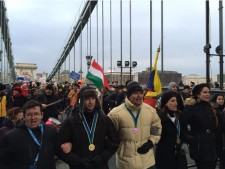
[144,46,162,109]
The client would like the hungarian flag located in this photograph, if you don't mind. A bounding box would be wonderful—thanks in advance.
[86,59,110,90]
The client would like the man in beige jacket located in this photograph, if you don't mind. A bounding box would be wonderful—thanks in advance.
[108,81,162,169]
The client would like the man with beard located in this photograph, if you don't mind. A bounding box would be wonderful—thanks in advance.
[35,84,62,122]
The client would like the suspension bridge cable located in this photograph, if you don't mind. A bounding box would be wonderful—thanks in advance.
[87,21,89,56]
[74,27,76,72]
[89,3,91,55]
[96,2,98,62]
[102,0,104,71]
[129,0,132,81]
[80,22,83,80]
[0,2,3,82]
[110,0,112,83]
[120,0,123,84]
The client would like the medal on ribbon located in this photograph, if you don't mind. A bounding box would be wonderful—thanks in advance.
[125,104,141,134]
[79,112,98,151]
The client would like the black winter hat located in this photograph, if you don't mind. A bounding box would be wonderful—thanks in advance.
[192,83,210,97]
[117,84,125,90]
[79,86,98,100]
[0,83,6,91]
[45,84,54,90]
[126,81,143,98]
[160,91,176,109]
[79,85,101,111]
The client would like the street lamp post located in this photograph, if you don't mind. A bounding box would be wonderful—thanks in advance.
[204,45,225,89]
[117,60,137,82]
[86,55,93,72]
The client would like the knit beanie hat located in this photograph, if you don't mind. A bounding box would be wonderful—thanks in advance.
[160,91,176,109]
[79,85,101,111]
[126,81,143,98]
[168,82,177,90]
[45,84,54,90]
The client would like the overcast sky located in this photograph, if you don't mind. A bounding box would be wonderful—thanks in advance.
[4,0,224,78]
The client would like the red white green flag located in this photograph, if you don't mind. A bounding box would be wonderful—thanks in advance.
[86,59,110,90]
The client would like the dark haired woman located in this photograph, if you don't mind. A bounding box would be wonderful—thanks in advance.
[0,107,23,144]
[155,91,187,169]
[180,83,218,169]
[211,94,225,169]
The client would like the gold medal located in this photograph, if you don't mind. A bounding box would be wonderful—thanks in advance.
[88,144,95,151]
[176,138,180,144]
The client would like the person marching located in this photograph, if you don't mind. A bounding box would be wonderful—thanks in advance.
[0,100,59,169]
[108,81,162,169]
[155,91,187,169]
[180,83,218,169]
[57,85,119,169]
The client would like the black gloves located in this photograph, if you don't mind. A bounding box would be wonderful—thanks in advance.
[93,155,104,166]
[137,140,153,154]
[79,158,92,169]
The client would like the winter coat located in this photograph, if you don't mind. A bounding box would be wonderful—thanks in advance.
[105,91,126,110]
[180,100,217,161]
[108,97,162,169]
[7,95,28,108]
[0,121,58,169]
[155,111,186,169]
[0,118,14,144]
[35,94,62,122]
[57,110,119,169]
[0,95,6,118]
[212,104,225,159]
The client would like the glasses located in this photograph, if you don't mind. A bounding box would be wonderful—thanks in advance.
[26,113,42,118]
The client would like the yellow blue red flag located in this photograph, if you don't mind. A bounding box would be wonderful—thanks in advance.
[145,46,162,98]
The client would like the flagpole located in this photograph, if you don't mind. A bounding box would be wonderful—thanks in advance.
[102,0,105,71]
[161,0,164,86]
[150,0,152,70]
[129,0,132,81]
[110,0,113,83]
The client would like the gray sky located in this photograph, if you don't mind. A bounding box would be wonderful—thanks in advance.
[5,0,224,78]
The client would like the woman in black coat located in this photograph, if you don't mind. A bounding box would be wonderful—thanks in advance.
[155,91,187,169]
[180,83,218,169]
[211,94,225,169]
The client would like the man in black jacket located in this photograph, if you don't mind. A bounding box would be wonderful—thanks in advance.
[57,85,119,169]
[35,84,62,122]
[0,100,59,169]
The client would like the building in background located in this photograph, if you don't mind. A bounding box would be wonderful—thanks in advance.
[15,63,37,81]
[134,68,182,87]
[182,74,207,86]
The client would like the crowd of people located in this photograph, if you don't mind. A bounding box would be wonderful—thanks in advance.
[0,79,224,169]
